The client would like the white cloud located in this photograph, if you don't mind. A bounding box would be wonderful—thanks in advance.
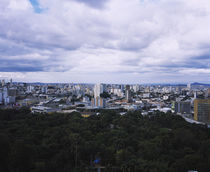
[179,68,210,75]
[8,0,32,10]
[0,0,210,83]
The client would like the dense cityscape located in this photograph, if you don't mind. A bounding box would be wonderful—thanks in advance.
[0,79,210,172]
[1,0,210,171]
[0,79,210,126]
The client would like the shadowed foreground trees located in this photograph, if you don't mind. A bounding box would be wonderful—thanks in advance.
[0,108,210,172]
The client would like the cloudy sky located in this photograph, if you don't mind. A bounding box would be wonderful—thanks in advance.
[0,0,210,84]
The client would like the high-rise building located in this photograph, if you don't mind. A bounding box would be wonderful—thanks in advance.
[113,88,124,97]
[91,97,106,108]
[205,88,210,98]
[187,83,191,90]
[92,83,106,108]
[175,86,181,94]
[133,84,140,93]
[194,99,210,124]
[119,85,124,91]
[0,90,3,105]
[1,87,16,105]
[175,101,191,114]
[145,87,150,93]
[194,91,197,99]
[27,85,34,93]
[1,79,5,87]
[125,85,131,102]
[94,83,104,98]
[10,78,13,86]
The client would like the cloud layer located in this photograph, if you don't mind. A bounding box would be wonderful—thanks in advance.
[0,0,210,83]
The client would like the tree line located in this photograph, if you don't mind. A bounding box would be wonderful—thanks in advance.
[0,108,210,172]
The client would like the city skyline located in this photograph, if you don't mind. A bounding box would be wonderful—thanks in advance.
[1,77,210,85]
[1,0,210,83]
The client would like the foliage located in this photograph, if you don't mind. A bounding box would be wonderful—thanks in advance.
[0,109,209,172]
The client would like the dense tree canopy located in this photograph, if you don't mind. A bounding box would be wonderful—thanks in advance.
[0,108,209,172]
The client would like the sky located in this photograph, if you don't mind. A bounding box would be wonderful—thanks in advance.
[0,0,210,84]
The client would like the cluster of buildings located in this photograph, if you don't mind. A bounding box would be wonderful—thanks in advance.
[92,83,106,108]
[0,79,16,105]
[0,79,210,125]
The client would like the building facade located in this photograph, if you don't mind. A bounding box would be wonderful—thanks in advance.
[175,101,191,114]
[94,83,104,98]
[91,97,106,108]
[125,85,131,102]
[194,99,210,124]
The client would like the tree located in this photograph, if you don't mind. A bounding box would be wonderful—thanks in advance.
[0,134,10,172]
[9,141,34,172]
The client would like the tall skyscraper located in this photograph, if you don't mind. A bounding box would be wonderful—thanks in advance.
[194,91,197,99]
[92,83,106,108]
[194,99,210,124]
[120,84,124,91]
[94,83,104,98]
[125,85,131,103]
[91,96,106,108]
[10,78,13,86]
[187,83,191,90]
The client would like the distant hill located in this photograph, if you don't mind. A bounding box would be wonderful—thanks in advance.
[191,82,210,86]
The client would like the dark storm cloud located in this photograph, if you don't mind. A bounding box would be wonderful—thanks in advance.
[192,54,210,60]
[0,59,45,72]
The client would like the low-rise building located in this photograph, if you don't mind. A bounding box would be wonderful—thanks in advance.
[31,106,54,114]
